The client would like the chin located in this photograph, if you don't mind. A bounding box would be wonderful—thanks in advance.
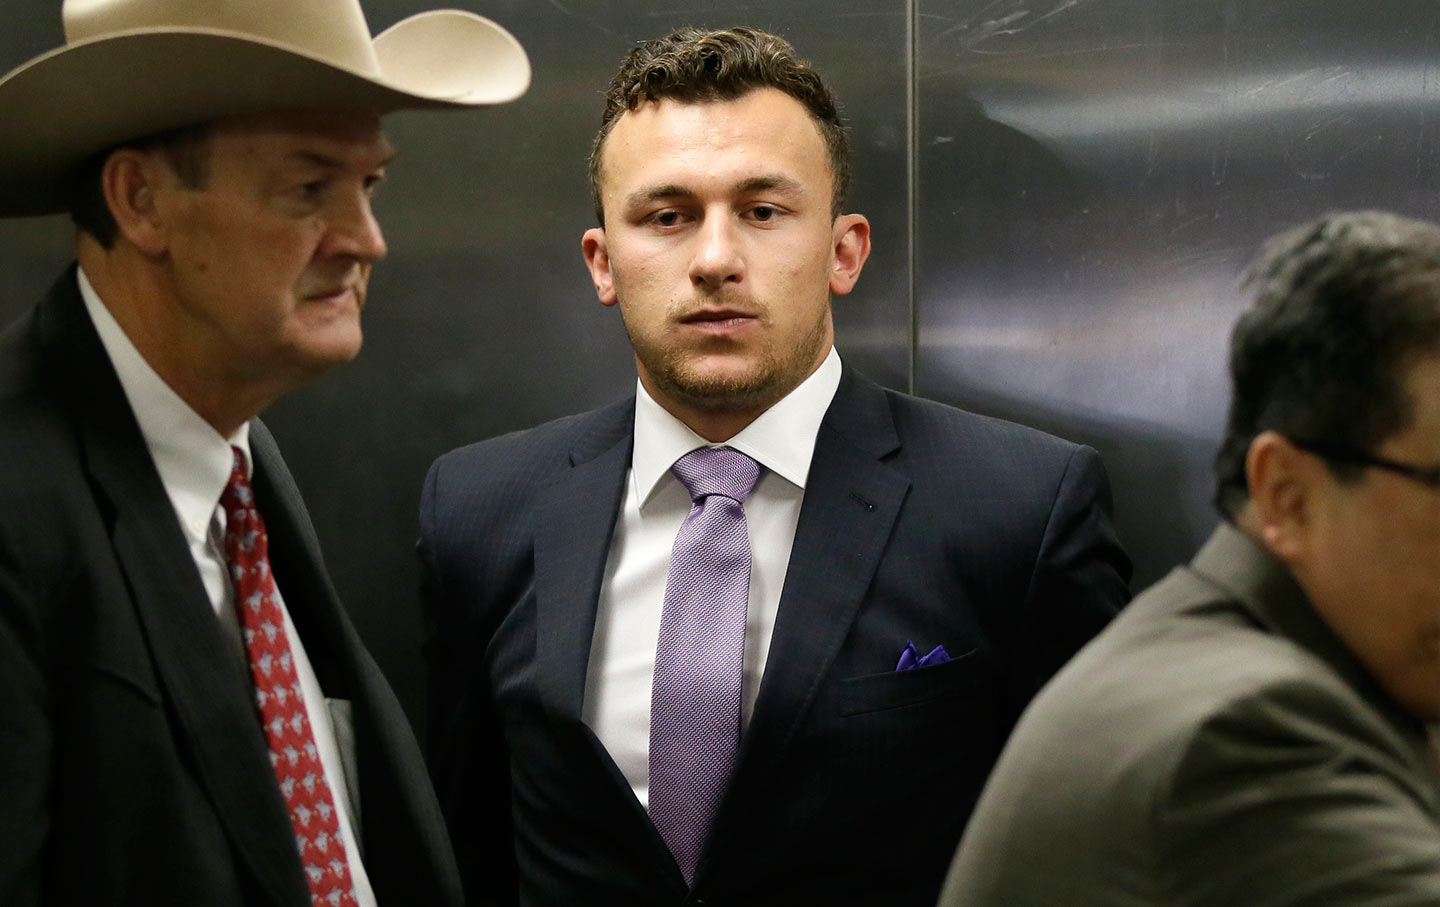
[294,331,364,372]
[665,369,787,412]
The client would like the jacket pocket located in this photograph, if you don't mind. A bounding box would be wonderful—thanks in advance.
[837,648,984,716]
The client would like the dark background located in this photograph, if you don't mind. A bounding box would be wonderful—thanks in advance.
[6,0,1440,737]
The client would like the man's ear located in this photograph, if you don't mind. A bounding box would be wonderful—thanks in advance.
[1245,430,1318,563]
[582,227,618,306]
[101,148,172,257]
[829,213,871,296]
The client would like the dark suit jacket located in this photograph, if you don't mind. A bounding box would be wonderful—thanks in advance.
[940,524,1440,905]
[421,366,1132,907]
[0,270,462,906]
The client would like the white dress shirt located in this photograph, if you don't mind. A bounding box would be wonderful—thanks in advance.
[79,269,376,906]
[582,347,842,806]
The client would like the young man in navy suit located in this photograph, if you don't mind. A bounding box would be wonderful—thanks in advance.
[423,26,1131,907]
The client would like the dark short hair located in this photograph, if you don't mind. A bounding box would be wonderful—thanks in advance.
[1214,210,1440,516]
[588,26,850,225]
[67,124,212,249]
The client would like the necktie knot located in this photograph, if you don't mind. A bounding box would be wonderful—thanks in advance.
[219,446,265,560]
[671,446,760,505]
[220,446,254,516]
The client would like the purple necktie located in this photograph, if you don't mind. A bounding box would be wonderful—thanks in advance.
[649,446,760,885]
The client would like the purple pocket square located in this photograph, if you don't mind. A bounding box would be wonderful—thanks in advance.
[895,640,951,671]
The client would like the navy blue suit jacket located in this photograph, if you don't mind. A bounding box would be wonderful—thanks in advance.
[421,367,1131,907]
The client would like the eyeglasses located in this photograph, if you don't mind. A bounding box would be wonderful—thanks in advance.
[1289,438,1440,489]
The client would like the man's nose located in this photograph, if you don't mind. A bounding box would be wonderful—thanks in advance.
[323,191,388,262]
[689,213,743,288]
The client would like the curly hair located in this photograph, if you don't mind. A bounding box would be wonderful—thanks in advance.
[587,26,849,224]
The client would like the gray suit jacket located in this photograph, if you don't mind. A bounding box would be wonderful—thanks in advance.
[940,522,1440,906]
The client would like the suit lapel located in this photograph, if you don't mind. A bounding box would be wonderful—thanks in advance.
[249,423,462,902]
[248,422,349,696]
[532,400,634,721]
[727,369,909,795]
[40,272,309,905]
[532,401,721,886]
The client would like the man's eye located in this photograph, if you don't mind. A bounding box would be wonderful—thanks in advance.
[652,210,682,227]
[296,181,326,200]
[750,205,778,221]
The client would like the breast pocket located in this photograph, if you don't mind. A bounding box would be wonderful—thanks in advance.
[837,648,986,717]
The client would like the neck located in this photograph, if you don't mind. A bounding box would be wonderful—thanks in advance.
[78,235,279,438]
[638,375,780,444]
[638,346,833,443]
[670,406,761,444]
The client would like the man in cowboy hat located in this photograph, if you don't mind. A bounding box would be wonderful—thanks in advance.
[0,1,528,904]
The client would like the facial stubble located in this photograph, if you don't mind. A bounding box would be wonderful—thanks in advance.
[624,296,831,415]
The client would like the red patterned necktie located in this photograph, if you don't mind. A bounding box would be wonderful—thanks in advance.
[221,446,356,907]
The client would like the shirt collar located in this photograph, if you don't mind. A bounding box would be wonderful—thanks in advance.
[78,266,251,540]
[631,346,842,506]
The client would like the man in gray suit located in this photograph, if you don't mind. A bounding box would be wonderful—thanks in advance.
[941,209,1440,905]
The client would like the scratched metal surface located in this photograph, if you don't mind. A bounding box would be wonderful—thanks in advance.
[915,0,1440,587]
[0,1,910,728]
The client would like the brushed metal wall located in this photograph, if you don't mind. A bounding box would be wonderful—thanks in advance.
[5,0,1433,725]
[916,0,1440,588]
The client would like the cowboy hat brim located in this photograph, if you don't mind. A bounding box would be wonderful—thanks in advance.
[0,10,531,217]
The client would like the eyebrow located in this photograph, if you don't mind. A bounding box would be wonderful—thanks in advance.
[734,174,805,196]
[622,173,806,210]
[290,147,400,171]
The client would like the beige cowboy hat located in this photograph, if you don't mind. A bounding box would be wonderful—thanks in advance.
[0,0,532,217]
